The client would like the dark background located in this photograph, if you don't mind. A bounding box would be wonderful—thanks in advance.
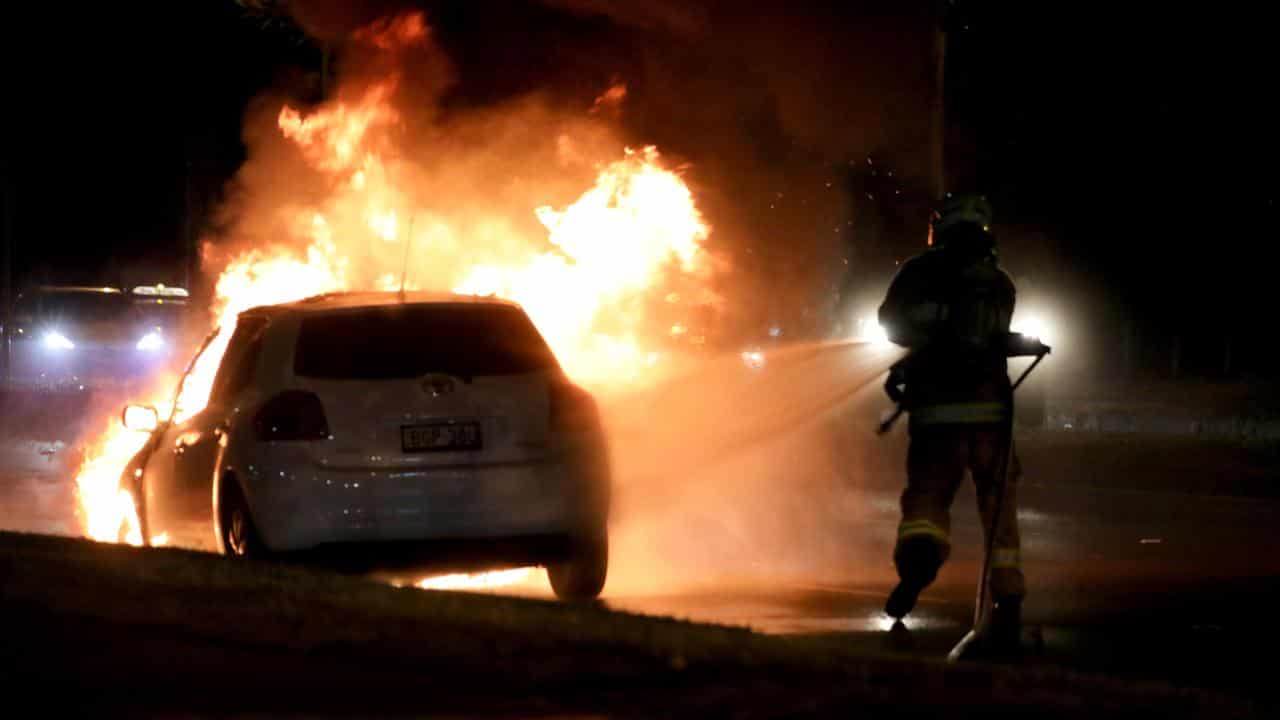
[1,1,1277,378]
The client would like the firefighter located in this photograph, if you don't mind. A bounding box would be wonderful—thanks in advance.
[877,193,1024,648]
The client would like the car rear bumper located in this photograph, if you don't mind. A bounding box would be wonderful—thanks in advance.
[237,449,608,552]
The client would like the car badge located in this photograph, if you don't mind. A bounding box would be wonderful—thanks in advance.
[422,375,457,398]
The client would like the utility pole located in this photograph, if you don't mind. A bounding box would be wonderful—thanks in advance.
[182,158,192,290]
[931,0,947,201]
[937,0,979,195]
[2,166,12,316]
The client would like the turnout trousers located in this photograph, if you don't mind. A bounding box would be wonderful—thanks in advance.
[895,421,1025,601]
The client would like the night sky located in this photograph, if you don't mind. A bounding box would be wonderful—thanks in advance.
[2,1,1277,373]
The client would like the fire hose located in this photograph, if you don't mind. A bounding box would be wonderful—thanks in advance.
[875,333,1051,661]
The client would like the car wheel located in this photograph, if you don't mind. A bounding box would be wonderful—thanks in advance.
[547,528,608,601]
[219,480,266,558]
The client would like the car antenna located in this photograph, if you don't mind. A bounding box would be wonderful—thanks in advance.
[398,213,415,302]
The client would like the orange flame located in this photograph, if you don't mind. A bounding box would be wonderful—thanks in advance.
[278,83,398,174]
[354,12,429,50]
[456,146,710,384]
[591,81,628,115]
[73,379,176,545]
[416,568,536,591]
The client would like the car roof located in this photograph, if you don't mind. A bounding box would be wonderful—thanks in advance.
[240,291,520,320]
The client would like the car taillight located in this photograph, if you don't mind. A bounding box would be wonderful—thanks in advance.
[548,380,599,433]
[254,390,330,442]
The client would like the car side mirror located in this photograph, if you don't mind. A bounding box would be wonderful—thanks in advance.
[122,404,160,433]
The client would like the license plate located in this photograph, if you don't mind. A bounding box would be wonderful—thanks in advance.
[401,422,483,453]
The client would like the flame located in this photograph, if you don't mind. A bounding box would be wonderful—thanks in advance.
[75,430,145,545]
[72,12,715,551]
[591,81,628,115]
[278,83,398,174]
[416,568,536,591]
[353,13,428,50]
[73,381,175,546]
[456,146,710,384]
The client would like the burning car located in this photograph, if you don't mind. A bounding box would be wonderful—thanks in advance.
[2,285,176,390]
[118,291,611,600]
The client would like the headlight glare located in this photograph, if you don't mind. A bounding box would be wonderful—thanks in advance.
[136,331,164,351]
[43,331,75,351]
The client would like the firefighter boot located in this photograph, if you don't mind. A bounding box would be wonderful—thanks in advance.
[885,536,944,619]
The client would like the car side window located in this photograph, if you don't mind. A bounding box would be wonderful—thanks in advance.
[171,315,268,417]
[213,333,265,404]
[172,329,226,421]
[209,317,269,405]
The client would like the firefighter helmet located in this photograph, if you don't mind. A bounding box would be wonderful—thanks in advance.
[932,193,993,234]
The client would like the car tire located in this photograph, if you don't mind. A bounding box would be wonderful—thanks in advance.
[547,528,608,601]
[219,479,267,559]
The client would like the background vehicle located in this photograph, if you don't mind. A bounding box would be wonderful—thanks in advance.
[121,291,612,599]
[130,284,193,337]
[2,285,177,389]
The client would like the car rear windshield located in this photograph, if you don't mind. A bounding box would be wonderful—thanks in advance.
[293,304,559,379]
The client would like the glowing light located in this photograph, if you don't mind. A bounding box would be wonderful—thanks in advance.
[43,331,74,350]
[1012,314,1053,346]
[857,315,892,349]
[135,331,164,351]
[741,349,765,370]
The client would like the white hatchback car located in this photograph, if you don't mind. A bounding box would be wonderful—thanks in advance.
[121,292,610,599]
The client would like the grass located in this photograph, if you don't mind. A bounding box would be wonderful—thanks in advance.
[0,531,1258,718]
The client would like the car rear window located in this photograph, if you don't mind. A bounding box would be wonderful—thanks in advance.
[293,304,559,379]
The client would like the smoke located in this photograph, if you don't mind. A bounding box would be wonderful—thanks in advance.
[537,0,708,35]
[601,342,904,594]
